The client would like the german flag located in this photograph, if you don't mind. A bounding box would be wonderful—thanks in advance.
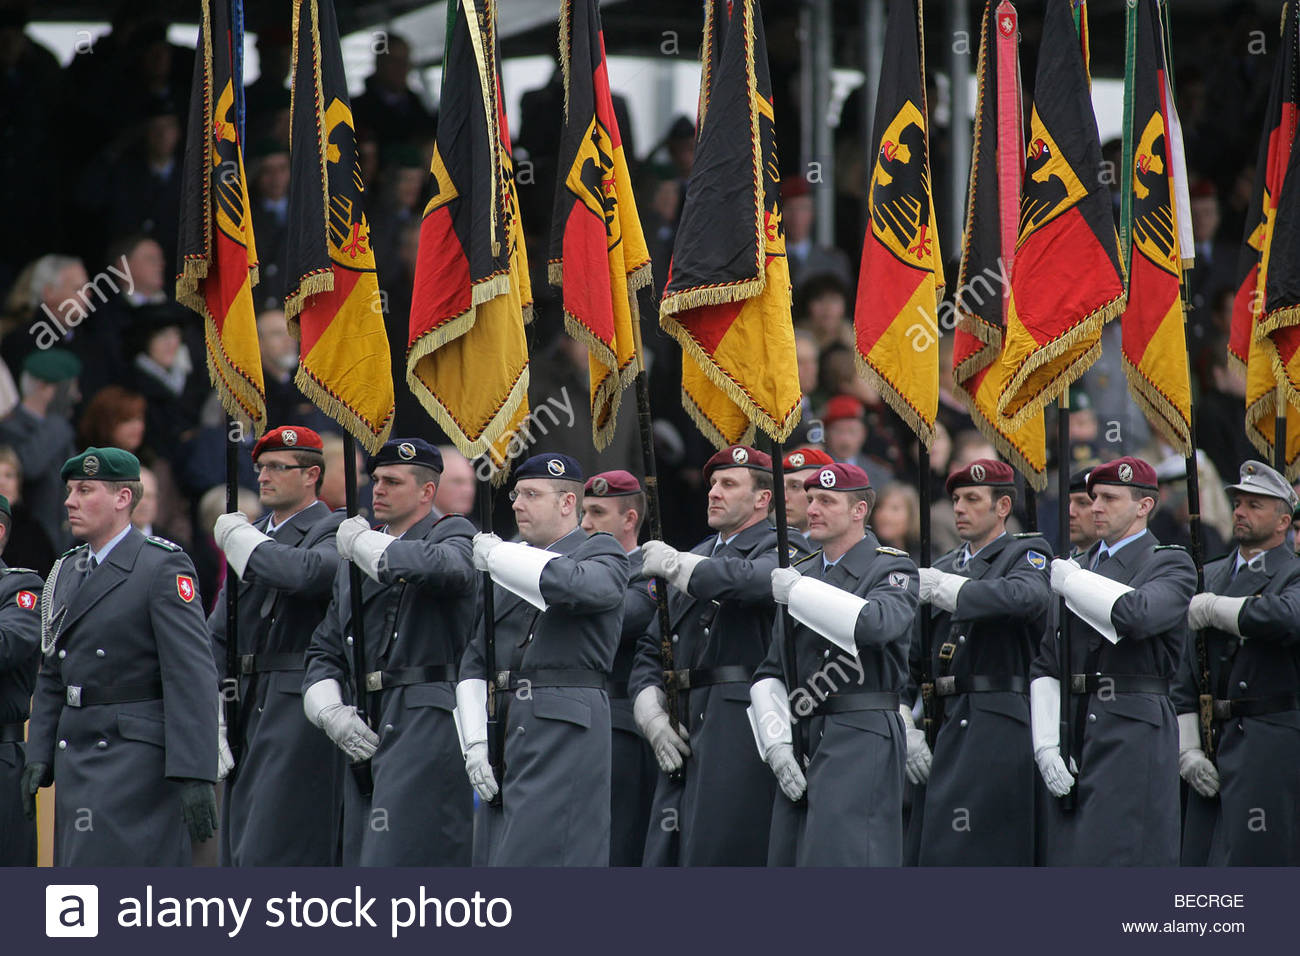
[953,1,1046,489]
[993,0,1126,430]
[1229,1,1300,475]
[549,0,651,451]
[658,0,800,447]
[408,0,532,479]
[854,0,944,447]
[1119,0,1192,455]
[284,0,393,454]
[177,0,265,436]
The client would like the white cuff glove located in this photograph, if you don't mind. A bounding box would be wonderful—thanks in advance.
[1187,593,1248,637]
[213,512,270,579]
[919,567,966,612]
[1051,558,1134,644]
[464,742,499,802]
[900,704,931,785]
[453,679,489,754]
[303,678,379,762]
[633,685,690,773]
[1031,676,1075,797]
[770,566,801,604]
[472,532,503,571]
[1178,711,1220,798]
[767,743,807,802]
[336,515,392,582]
[785,574,866,657]
[217,699,234,782]
[483,538,560,610]
[641,540,705,593]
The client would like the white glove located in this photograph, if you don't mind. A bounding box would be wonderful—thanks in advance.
[899,705,931,785]
[303,678,379,762]
[1051,558,1134,644]
[767,743,807,802]
[1187,593,1248,637]
[213,511,271,579]
[217,701,235,782]
[464,741,499,802]
[1030,676,1075,797]
[633,685,690,773]
[641,539,705,593]
[919,567,965,612]
[473,532,504,571]
[1178,712,1220,798]
[785,575,867,657]
[335,515,392,582]
[770,566,800,604]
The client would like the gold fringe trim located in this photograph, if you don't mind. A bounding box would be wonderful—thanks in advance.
[854,352,934,450]
[282,270,335,325]
[471,272,511,307]
[1121,356,1192,456]
[204,319,268,438]
[558,0,573,121]
[681,384,756,450]
[953,384,1048,491]
[627,258,653,293]
[1266,337,1300,411]
[1258,303,1300,336]
[659,275,766,318]
[995,291,1126,431]
[547,259,564,286]
[951,312,1005,386]
[563,312,641,451]
[293,364,392,455]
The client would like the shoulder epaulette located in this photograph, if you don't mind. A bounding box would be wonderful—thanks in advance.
[58,543,88,560]
[145,535,183,552]
[1,566,38,575]
[876,545,909,557]
[1013,532,1044,539]
[1152,544,1188,552]
[794,549,823,567]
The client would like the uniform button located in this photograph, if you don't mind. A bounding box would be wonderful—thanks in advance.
[384,723,394,733]
[57,740,67,750]
[959,718,968,728]
[1239,681,1248,690]
[95,649,105,658]
[957,635,966,644]
[346,636,354,646]
[672,635,679,644]
[95,740,107,749]
[392,632,398,639]
[57,650,66,659]
[703,627,710,636]
[516,726,525,735]
[823,649,830,658]
[1088,713,1097,723]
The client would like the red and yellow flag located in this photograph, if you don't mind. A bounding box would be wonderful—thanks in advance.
[549,0,651,451]
[994,0,1126,430]
[855,0,944,447]
[1229,1,1300,475]
[658,0,800,447]
[284,0,393,453]
[953,1,1046,488]
[407,0,532,480]
[177,0,266,436]
[1119,0,1192,454]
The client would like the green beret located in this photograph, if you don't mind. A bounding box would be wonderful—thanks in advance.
[61,447,141,482]
[0,494,10,518]
[23,347,81,383]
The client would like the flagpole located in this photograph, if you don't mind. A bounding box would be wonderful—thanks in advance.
[918,443,935,747]
[1276,385,1288,473]
[342,434,374,796]
[769,441,805,784]
[1056,389,1074,812]
[476,471,503,806]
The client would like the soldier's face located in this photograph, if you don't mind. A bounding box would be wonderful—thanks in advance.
[65,480,129,541]
[784,471,813,531]
[1090,486,1150,543]
[256,450,319,511]
[512,479,575,545]
[1231,492,1291,548]
[951,487,1003,544]
[581,499,623,537]
[371,465,432,526]
[805,490,865,543]
[706,469,768,536]
[1068,491,1098,546]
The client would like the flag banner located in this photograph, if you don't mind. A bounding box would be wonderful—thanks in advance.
[549,0,651,450]
[284,0,394,453]
[407,0,533,479]
[854,0,945,447]
[177,0,266,436]
[658,0,801,447]
[1119,0,1192,455]
[953,1,1046,488]
[1228,1,1300,475]
[994,0,1126,430]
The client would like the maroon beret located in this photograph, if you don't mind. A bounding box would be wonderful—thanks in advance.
[703,444,772,483]
[823,394,865,425]
[252,425,324,460]
[803,462,871,492]
[783,447,835,472]
[584,469,643,497]
[945,458,1016,496]
[1086,455,1158,494]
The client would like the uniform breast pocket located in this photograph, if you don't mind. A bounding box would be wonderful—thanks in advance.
[827,710,893,737]
[272,672,305,696]
[117,713,166,748]
[532,692,592,729]
[970,694,1029,726]
[1104,694,1164,727]
[403,683,455,712]
[720,685,752,705]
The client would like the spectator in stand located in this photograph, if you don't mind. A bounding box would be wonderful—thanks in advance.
[247,139,291,311]
[794,274,853,352]
[132,464,159,536]
[433,446,477,519]
[823,393,895,491]
[0,254,89,374]
[871,481,921,560]
[1185,178,1238,339]
[128,311,207,455]
[783,176,852,292]
[0,444,53,576]
[352,34,436,148]
[77,384,146,454]
[1195,338,1255,490]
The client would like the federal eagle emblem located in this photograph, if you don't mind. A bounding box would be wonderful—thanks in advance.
[1132,112,1178,273]
[1020,107,1088,242]
[869,100,936,267]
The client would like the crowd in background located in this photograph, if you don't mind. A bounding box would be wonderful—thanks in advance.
[0,2,1285,613]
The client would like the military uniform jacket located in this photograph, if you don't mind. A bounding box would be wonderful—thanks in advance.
[1029,529,1196,866]
[611,548,658,866]
[27,529,219,866]
[912,532,1051,866]
[628,520,802,866]
[0,560,43,866]
[1173,543,1300,865]
[461,526,628,866]
[304,510,477,866]
[755,531,917,866]
[207,500,344,866]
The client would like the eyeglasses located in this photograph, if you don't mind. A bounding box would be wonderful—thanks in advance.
[253,462,313,475]
[508,488,566,503]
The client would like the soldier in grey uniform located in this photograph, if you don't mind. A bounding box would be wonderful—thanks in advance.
[580,469,657,866]
[909,459,1051,865]
[23,447,219,866]
[0,494,43,865]
[1068,468,1100,556]
[630,444,810,866]
[208,425,345,866]
[456,452,628,866]
[304,438,477,866]
[1175,460,1300,865]
[752,462,917,866]
[1030,456,1196,866]
[779,447,833,549]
